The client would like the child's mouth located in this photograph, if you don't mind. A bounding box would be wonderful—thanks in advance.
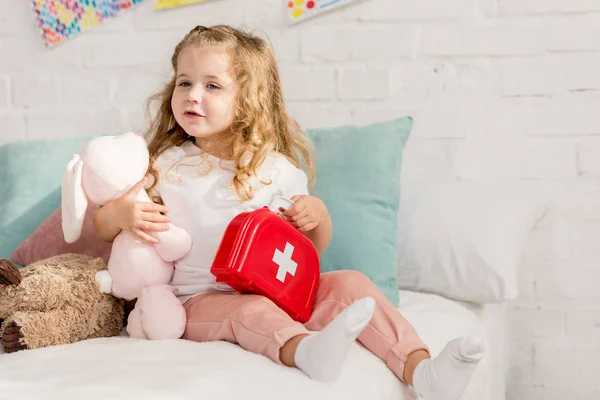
[184,110,205,118]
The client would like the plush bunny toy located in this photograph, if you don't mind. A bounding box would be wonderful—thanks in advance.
[61,132,192,340]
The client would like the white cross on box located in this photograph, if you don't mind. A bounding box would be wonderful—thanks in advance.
[273,242,298,283]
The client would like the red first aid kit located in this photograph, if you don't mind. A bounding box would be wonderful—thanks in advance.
[210,199,320,323]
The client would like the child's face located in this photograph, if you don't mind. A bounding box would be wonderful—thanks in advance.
[171,46,238,145]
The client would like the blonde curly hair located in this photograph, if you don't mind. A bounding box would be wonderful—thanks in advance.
[145,25,315,201]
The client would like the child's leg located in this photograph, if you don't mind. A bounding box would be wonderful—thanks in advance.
[293,296,376,383]
[305,270,429,382]
[182,292,309,365]
[183,291,375,383]
[306,270,484,400]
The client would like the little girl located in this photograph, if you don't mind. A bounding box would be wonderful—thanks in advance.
[94,25,484,400]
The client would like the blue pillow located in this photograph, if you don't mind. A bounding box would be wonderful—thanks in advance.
[0,137,94,261]
[306,117,413,307]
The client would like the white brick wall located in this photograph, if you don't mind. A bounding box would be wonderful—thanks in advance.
[580,139,600,174]
[1,0,599,398]
[498,0,600,15]
[280,66,336,100]
[547,17,600,51]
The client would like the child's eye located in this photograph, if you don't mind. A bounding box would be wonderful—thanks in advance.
[207,83,220,90]
[178,81,191,87]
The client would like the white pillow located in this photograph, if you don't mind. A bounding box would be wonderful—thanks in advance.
[396,181,547,304]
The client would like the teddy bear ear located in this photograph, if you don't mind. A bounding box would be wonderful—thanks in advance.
[62,154,88,244]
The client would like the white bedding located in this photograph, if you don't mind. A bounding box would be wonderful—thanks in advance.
[0,290,494,400]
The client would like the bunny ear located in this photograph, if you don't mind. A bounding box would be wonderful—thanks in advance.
[62,154,88,244]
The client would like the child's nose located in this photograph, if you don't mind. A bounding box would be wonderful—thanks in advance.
[186,87,203,104]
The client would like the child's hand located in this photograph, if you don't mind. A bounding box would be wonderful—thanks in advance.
[283,195,328,233]
[109,177,171,243]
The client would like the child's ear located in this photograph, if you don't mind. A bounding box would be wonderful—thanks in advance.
[62,154,88,244]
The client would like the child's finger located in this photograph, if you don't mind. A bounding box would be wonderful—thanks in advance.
[142,211,171,223]
[283,200,306,218]
[133,228,158,243]
[126,177,148,197]
[140,222,171,232]
[291,215,312,229]
[298,221,317,232]
[140,203,169,214]
[287,210,307,223]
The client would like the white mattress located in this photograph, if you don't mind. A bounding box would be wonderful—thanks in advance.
[0,290,497,400]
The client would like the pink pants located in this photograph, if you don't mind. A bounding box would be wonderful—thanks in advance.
[182,270,429,382]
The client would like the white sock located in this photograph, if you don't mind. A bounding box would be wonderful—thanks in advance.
[412,335,484,400]
[294,296,376,383]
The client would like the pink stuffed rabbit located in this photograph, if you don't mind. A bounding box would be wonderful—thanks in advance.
[61,132,192,340]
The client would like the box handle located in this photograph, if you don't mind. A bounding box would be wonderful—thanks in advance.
[269,196,295,217]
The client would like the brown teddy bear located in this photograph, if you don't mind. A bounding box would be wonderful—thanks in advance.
[0,253,124,353]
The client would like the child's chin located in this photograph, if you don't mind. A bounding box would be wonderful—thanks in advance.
[187,130,219,140]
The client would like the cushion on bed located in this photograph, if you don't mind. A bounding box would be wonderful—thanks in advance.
[11,205,111,266]
[307,117,413,307]
[0,137,94,262]
[396,181,547,303]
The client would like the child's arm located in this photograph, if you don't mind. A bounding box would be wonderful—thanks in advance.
[283,195,332,255]
[93,201,123,243]
[303,210,332,255]
[93,177,171,243]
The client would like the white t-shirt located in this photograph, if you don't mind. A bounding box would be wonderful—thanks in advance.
[152,141,309,303]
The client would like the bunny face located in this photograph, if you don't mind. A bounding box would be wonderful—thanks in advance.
[80,132,150,205]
